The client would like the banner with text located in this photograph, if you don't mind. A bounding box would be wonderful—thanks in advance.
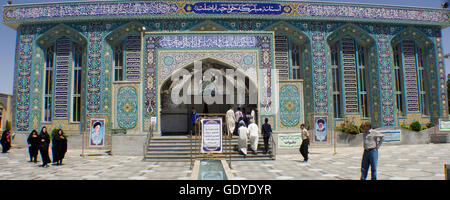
[278,133,301,148]
[201,118,222,153]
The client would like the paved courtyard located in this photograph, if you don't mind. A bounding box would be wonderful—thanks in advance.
[1,143,449,180]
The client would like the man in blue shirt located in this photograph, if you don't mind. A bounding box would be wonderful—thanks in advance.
[191,108,199,135]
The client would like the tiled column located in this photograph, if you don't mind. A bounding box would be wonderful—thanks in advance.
[375,26,395,127]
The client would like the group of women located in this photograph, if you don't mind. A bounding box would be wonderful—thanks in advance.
[27,127,68,167]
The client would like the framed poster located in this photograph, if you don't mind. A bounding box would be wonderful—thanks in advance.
[439,119,450,131]
[314,116,328,143]
[278,133,301,148]
[201,118,222,153]
[380,130,401,143]
[89,118,105,147]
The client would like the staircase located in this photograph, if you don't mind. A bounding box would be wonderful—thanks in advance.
[143,136,274,162]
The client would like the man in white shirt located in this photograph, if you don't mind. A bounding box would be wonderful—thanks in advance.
[247,119,259,154]
[299,124,310,162]
[237,121,248,155]
[360,122,383,180]
[226,106,236,136]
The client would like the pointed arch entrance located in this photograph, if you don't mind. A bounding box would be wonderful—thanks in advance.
[143,32,276,134]
[159,57,258,135]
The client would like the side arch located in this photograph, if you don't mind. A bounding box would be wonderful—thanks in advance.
[105,22,147,44]
[36,24,87,48]
[326,23,380,127]
[264,22,313,128]
[390,27,439,123]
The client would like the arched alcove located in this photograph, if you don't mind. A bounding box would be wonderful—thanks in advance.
[159,57,258,135]
[326,23,378,127]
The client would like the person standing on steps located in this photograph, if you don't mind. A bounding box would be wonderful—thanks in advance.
[261,118,272,154]
[226,105,236,136]
[190,107,199,135]
[237,121,248,156]
[247,118,259,155]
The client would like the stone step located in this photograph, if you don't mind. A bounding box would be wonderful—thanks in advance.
[144,153,273,162]
[148,142,265,147]
[144,135,273,161]
[146,149,267,154]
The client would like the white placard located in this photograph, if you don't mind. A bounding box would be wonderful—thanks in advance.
[201,118,222,153]
[380,130,401,143]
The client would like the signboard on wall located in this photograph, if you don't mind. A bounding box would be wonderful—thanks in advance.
[379,130,401,143]
[314,116,327,143]
[278,133,301,148]
[89,118,106,147]
[201,118,222,153]
[439,119,450,131]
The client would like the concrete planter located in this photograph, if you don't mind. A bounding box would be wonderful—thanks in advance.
[334,127,435,146]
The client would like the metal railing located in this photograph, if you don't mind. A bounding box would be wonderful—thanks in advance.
[270,134,276,160]
[143,123,154,160]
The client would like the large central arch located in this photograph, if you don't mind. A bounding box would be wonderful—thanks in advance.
[158,57,258,135]
[143,32,276,134]
[158,57,259,135]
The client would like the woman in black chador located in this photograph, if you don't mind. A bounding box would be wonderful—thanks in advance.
[27,130,40,162]
[1,129,11,153]
[38,127,51,167]
[52,129,67,165]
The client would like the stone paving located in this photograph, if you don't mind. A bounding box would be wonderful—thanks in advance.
[0,143,449,180]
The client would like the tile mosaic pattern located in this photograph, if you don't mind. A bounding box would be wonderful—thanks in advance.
[87,23,103,113]
[434,30,448,118]
[116,86,138,129]
[311,22,328,115]
[279,82,302,129]
[14,25,34,131]
[158,51,258,85]
[144,33,275,129]
[3,1,178,20]
[296,4,448,23]
[3,1,448,25]
[159,35,258,49]
[10,17,448,133]
[375,26,395,126]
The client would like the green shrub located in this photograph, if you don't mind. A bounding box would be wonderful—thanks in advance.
[338,119,360,135]
[400,123,410,130]
[409,121,422,132]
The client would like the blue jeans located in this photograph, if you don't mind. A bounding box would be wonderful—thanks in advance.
[361,148,378,180]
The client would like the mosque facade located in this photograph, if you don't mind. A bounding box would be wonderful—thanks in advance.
[3,1,449,139]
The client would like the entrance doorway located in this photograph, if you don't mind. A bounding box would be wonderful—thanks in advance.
[160,58,257,135]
